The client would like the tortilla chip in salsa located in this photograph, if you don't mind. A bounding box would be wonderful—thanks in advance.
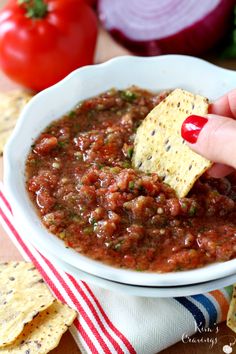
[133,88,212,197]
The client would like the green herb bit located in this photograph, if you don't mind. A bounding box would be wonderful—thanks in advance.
[181,202,187,210]
[120,90,137,102]
[89,217,97,225]
[128,181,135,189]
[109,167,120,174]
[127,147,133,159]
[58,140,68,148]
[122,161,131,168]
[136,268,143,272]
[83,226,94,235]
[189,205,197,217]
[29,158,40,166]
[68,110,76,118]
[211,190,220,196]
[97,163,104,170]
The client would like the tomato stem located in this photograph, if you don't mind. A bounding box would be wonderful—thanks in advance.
[18,0,48,19]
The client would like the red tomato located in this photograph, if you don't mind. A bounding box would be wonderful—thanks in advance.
[0,0,98,91]
[84,0,97,7]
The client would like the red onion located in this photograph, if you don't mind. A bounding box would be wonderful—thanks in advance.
[98,0,235,56]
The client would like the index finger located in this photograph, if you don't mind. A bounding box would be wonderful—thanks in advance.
[209,89,236,118]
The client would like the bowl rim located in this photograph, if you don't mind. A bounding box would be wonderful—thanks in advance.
[4,54,236,287]
[44,251,236,298]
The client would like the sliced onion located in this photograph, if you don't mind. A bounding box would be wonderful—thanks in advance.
[98,0,235,55]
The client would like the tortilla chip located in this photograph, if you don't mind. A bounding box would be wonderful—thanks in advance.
[0,262,54,347]
[227,284,236,332]
[132,88,212,197]
[0,90,33,155]
[0,300,76,353]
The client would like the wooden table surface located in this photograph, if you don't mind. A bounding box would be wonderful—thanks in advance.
[1,1,236,352]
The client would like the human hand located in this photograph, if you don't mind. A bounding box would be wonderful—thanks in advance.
[181,90,236,178]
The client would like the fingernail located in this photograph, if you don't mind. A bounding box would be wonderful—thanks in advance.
[181,115,208,144]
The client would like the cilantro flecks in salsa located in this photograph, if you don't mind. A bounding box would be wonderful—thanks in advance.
[26,87,236,272]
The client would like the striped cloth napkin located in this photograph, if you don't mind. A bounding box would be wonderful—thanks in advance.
[0,184,233,354]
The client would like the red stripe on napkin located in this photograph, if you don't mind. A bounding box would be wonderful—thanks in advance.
[0,190,12,212]
[68,273,125,354]
[41,254,113,354]
[82,281,136,354]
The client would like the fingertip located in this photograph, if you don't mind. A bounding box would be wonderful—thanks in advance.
[210,89,236,119]
[207,164,234,178]
[210,95,232,117]
[192,115,236,168]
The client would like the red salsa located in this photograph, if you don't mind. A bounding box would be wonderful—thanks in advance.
[26,87,236,272]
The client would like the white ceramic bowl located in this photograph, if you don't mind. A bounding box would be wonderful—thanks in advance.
[4,55,236,287]
[46,253,236,297]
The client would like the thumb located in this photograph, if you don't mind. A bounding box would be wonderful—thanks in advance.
[181,114,236,169]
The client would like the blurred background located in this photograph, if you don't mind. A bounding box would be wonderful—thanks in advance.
[0,0,236,92]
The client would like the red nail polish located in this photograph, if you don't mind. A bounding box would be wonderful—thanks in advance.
[181,115,208,144]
